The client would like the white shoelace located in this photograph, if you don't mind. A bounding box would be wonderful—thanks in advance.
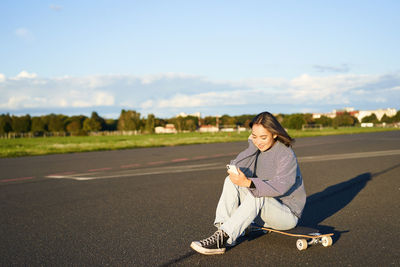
[199,230,225,248]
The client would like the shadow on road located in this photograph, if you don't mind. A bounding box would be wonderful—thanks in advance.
[300,172,371,226]
[298,172,371,242]
[298,162,400,242]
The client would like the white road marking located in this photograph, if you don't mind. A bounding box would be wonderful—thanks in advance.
[298,149,400,163]
[46,149,400,181]
[46,162,224,181]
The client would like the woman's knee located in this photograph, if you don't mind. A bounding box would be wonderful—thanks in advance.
[222,176,240,194]
[224,176,235,187]
[278,216,298,230]
[262,215,297,230]
[260,198,298,230]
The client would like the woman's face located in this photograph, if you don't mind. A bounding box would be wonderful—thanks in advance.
[251,124,277,152]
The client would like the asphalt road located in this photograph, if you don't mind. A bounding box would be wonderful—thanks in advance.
[1,131,400,266]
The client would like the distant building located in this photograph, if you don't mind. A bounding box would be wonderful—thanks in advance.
[198,125,247,133]
[199,125,219,133]
[356,108,397,122]
[312,111,336,119]
[155,124,177,134]
[220,128,235,132]
[313,107,397,122]
[333,107,359,118]
[312,113,322,119]
[361,123,374,128]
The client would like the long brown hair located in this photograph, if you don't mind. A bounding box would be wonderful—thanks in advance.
[249,112,294,147]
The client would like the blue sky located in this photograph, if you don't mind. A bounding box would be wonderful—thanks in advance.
[1,0,399,118]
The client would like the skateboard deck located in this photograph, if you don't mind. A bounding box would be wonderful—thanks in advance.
[248,224,334,250]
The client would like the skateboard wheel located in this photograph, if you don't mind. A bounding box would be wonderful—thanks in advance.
[296,239,308,250]
[321,236,333,247]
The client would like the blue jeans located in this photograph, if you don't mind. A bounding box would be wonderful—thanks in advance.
[214,177,298,244]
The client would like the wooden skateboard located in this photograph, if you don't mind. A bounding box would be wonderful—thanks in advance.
[248,224,334,251]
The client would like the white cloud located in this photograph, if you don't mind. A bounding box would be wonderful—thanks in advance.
[353,89,366,95]
[383,86,400,92]
[68,90,114,107]
[59,99,68,107]
[143,88,289,110]
[0,96,30,109]
[0,95,48,109]
[95,92,114,106]
[0,72,115,111]
[49,4,63,11]
[140,100,154,109]
[374,97,387,103]
[139,73,201,85]
[0,71,399,117]
[145,90,255,110]
[15,28,34,41]
[229,73,394,107]
[11,70,37,80]
[313,64,350,73]
[72,100,92,108]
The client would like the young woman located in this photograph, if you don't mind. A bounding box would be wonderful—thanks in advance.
[190,112,306,255]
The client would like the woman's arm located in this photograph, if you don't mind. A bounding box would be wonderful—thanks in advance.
[230,138,258,166]
[248,152,298,197]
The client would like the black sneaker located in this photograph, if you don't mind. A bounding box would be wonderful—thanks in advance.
[190,229,230,255]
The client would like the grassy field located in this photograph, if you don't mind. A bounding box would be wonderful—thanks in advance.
[0,127,399,158]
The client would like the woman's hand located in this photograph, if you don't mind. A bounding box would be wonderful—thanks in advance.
[228,168,252,187]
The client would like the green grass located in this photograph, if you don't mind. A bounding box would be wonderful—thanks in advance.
[0,127,398,158]
[287,127,399,138]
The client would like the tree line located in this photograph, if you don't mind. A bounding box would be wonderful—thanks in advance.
[1,110,399,136]
[278,111,400,129]
[0,110,152,136]
[0,111,258,136]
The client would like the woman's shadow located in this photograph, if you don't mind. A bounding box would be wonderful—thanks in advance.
[247,163,400,244]
[297,172,372,241]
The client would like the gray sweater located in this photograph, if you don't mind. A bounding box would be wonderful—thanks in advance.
[230,139,306,218]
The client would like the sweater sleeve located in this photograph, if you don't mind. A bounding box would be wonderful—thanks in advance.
[230,138,258,166]
[248,150,297,198]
